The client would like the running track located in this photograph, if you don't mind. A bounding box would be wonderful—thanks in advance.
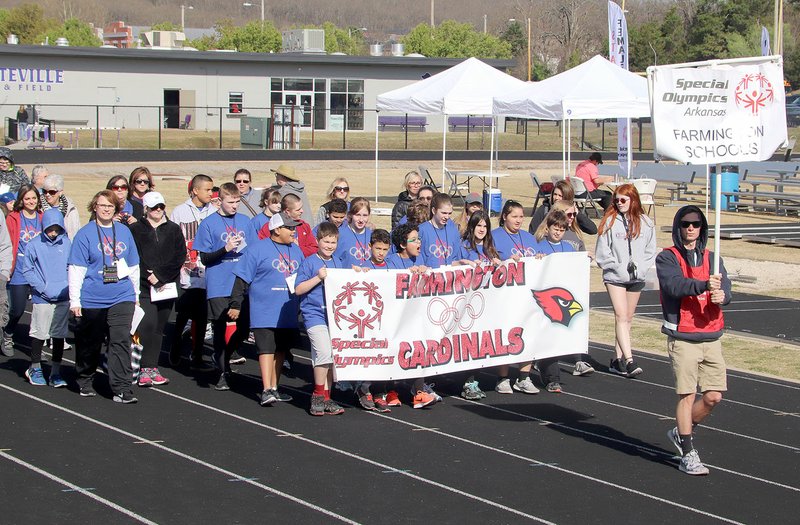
[1,329,798,524]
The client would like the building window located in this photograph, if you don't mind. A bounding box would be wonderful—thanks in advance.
[270,77,363,130]
[228,92,243,114]
[331,78,364,130]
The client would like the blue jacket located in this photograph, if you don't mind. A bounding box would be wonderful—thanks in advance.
[22,208,71,304]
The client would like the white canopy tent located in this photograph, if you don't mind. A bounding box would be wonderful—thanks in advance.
[374,57,527,201]
[493,55,650,178]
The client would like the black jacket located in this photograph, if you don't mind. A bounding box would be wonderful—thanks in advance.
[130,218,187,289]
[528,200,598,235]
[391,190,414,229]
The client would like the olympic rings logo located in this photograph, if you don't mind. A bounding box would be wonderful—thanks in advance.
[271,254,299,276]
[511,247,537,258]
[426,293,485,334]
[220,230,245,242]
[428,241,453,260]
[19,227,40,243]
[349,243,369,261]
[97,241,127,256]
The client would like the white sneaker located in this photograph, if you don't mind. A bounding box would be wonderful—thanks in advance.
[679,449,709,476]
[495,378,513,394]
[573,361,595,376]
[512,377,540,394]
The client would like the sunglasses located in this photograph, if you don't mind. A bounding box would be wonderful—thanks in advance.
[334,186,350,192]
[134,179,150,185]
[235,179,250,184]
[111,185,128,191]
[149,204,166,211]
[615,197,630,204]
[566,212,577,218]
[405,237,421,243]
[680,220,702,229]
[44,189,60,196]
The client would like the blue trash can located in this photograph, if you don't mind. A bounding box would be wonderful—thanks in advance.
[710,165,739,210]
[483,189,502,213]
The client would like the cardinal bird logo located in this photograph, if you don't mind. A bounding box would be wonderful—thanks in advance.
[532,288,583,327]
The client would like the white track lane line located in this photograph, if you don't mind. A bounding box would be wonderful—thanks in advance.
[0,383,359,525]
[0,450,158,525]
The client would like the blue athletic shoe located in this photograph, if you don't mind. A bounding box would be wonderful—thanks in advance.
[49,374,67,388]
[25,367,47,386]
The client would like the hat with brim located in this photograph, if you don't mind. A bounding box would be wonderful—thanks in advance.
[464,192,482,205]
[142,191,166,209]
[269,211,301,231]
[0,192,15,204]
[270,163,299,182]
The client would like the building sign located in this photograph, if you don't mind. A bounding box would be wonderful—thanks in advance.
[324,254,590,381]
[648,57,787,163]
[0,67,64,92]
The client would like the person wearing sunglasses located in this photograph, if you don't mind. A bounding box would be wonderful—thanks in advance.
[41,174,80,239]
[390,171,422,230]
[595,183,657,378]
[656,205,731,476]
[528,179,597,236]
[129,192,187,389]
[127,167,154,213]
[233,168,261,219]
[316,177,351,226]
[105,175,140,225]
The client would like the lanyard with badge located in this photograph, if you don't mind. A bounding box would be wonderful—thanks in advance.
[96,221,120,284]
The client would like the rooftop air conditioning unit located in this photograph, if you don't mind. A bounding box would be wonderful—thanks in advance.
[369,44,384,56]
[281,29,325,53]
[391,43,404,56]
[7,34,19,45]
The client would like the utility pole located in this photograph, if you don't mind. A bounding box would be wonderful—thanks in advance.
[430,0,435,28]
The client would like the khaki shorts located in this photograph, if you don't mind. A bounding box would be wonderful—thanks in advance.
[667,337,727,395]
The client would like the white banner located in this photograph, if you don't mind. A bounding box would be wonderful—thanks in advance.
[609,1,630,174]
[761,26,771,56]
[324,254,590,381]
[648,57,787,164]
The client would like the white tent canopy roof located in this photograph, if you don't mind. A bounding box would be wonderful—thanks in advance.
[376,57,527,115]
[492,55,650,120]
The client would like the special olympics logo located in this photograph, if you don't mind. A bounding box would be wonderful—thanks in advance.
[349,243,369,261]
[734,73,774,116]
[20,227,40,243]
[426,293,485,334]
[272,254,299,276]
[428,241,453,260]
[220,230,245,242]
[332,281,384,338]
[97,241,127,256]
[511,247,537,258]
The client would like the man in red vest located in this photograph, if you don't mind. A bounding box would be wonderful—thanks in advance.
[656,205,731,476]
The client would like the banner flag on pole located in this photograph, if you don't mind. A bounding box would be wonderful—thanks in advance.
[324,255,590,381]
[608,1,630,176]
[761,26,771,56]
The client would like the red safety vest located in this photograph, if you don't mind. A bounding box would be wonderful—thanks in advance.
[664,246,724,333]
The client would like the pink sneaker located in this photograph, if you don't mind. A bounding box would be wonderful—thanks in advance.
[137,368,153,387]
[149,368,169,386]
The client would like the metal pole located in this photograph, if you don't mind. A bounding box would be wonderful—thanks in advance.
[261,0,265,24]
[342,109,347,150]
[638,119,643,151]
[466,115,470,150]
[580,120,585,151]
[527,18,531,81]
[524,119,528,151]
[218,109,222,149]
[601,119,605,150]
[404,113,409,150]
[95,105,100,148]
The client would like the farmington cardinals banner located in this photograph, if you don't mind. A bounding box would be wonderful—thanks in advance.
[648,56,787,164]
[324,253,589,381]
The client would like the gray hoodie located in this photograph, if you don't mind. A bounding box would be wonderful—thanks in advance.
[278,180,314,226]
[0,147,30,194]
[595,213,657,284]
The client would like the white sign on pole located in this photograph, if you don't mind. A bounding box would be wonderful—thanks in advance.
[761,26,771,56]
[608,1,630,175]
[324,255,590,381]
[648,56,787,164]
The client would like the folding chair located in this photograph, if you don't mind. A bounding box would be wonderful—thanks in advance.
[444,168,469,202]
[530,172,553,213]
[633,178,658,225]
[569,176,603,217]
[418,165,441,190]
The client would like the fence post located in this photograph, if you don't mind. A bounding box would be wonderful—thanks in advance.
[601,120,605,151]
[404,113,408,150]
[95,105,100,149]
[580,120,585,151]
[342,109,347,150]
[524,119,528,151]
[466,115,470,150]
[158,106,162,150]
[219,109,223,149]
[638,119,643,151]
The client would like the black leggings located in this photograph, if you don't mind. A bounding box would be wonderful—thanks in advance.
[138,291,175,368]
[5,283,30,335]
[30,337,64,364]
[172,287,208,360]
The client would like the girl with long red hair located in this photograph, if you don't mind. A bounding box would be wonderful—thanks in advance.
[595,183,657,378]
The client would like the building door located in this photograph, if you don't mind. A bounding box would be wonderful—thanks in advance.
[163,89,180,128]
[283,92,312,127]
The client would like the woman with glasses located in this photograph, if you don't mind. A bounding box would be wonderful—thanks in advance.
[106,175,140,225]
[529,179,597,236]
[390,171,423,229]
[41,174,80,239]
[316,177,351,226]
[127,167,154,217]
[129,192,186,388]
[68,190,140,403]
[4,184,43,355]
[595,184,657,378]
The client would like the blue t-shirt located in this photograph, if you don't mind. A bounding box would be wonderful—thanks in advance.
[459,241,493,264]
[492,227,539,260]
[246,212,271,242]
[296,253,342,329]
[418,220,460,268]
[386,253,419,270]
[532,238,576,255]
[11,214,42,284]
[232,239,302,329]
[68,222,139,308]
[335,224,372,266]
[193,212,251,299]
[122,200,134,216]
